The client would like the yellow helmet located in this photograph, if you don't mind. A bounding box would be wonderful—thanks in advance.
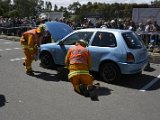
[39,14,47,21]
[36,27,42,33]
[77,39,88,47]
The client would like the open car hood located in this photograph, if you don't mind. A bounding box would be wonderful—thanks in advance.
[45,21,73,42]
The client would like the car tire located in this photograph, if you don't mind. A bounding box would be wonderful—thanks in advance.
[40,52,55,69]
[100,62,121,83]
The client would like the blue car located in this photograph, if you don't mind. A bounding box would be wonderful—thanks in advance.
[39,28,149,82]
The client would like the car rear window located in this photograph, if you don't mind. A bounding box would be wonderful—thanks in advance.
[122,32,143,49]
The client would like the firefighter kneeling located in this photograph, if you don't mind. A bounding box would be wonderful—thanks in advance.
[65,40,99,100]
[20,26,45,75]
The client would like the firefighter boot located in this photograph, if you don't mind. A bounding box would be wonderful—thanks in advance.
[26,71,34,76]
[88,85,98,101]
[79,84,89,97]
[23,62,25,66]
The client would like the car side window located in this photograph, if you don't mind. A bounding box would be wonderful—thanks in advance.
[91,32,116,47]
[63,32,93,45]
[63,33,79,45]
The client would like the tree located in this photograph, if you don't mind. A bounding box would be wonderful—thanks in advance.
[12,0,43,17]
[151,0,160,7]
[54,4,58,12]
[45,1,52,11]
[68,2,81,14]
[0,0,11,16]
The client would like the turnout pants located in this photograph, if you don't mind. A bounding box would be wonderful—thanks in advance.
[69,74,94,93]
[23,48,34,73]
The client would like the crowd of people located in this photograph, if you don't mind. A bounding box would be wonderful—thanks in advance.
[0,16,160,51]
[0,15,160,36]
[0,16,43,36]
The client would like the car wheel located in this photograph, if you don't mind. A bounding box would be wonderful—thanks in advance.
[40,52,55,69]
[100,62,121,83]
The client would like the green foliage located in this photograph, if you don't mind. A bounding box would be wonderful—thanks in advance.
[0,0,158,20]
[151,0,160,7]
[13,0,39,17]
[0,0,11,16]
[8,10,19,17]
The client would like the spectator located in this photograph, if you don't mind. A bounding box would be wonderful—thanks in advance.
[145,19,157,32]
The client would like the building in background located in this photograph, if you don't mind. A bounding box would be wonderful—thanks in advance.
[132,8,160,25]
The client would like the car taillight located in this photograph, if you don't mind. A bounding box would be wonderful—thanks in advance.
[126,52,135,63]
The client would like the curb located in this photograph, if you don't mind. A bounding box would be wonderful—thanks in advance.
[0,35,20,41]
[149,54,160,63]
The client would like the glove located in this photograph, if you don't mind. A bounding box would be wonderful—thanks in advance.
[33,54,38,61]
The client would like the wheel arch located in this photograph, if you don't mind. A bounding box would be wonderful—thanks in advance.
[39,50,53,60]
[99,60,121,74]
[39,50,56,69]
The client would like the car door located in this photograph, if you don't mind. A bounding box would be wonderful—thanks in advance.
[89,31,117,71]
[53,31,94,65]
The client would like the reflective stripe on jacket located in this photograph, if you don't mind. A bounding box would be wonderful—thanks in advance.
[69,45,89,65]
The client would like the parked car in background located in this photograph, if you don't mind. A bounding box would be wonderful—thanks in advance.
[39,28,149,82]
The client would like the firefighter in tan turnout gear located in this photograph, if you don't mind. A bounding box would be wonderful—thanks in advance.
[65,40,99,100]
[20,26,45,75]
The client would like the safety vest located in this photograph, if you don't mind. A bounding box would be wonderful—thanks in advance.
[69,45,89,65]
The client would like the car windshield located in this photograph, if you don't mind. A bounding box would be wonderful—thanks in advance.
[62,32,93,45]
[122,32,143,49]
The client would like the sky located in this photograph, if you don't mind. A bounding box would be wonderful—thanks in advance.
[45,0,153,7]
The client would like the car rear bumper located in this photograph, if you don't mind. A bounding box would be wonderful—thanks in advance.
[118,59,149,74]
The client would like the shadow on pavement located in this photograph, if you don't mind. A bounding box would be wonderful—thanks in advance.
[111,74,159,90]
[0,94,7,107]
[97,86,112,96]
[32,70,69,82]
[91,71,159,90]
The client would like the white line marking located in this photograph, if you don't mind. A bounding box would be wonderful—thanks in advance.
[0,41,14,44]
[13,48,21,50]
[4,42,13,44]
[5,48,12,50]
[10,57,25,61]
[0,48,21,51]
[140,74,160,91]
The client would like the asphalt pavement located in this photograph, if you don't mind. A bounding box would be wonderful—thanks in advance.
[0,35,160,120]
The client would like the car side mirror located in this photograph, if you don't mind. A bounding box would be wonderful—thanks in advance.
[58,40,64,46]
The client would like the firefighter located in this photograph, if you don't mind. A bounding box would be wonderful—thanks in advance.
[20,26,45,75]
[39,24,52,44]
[65,39,98,100]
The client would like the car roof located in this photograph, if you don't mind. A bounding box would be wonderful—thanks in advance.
[75,28,131,33]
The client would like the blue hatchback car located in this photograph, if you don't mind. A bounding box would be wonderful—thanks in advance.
[39,28,149,82]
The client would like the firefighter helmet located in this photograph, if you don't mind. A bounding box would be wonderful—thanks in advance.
[77,39,88,47]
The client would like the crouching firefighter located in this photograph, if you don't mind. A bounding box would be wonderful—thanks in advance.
[65,39,99,100]
[20,26,45,75]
